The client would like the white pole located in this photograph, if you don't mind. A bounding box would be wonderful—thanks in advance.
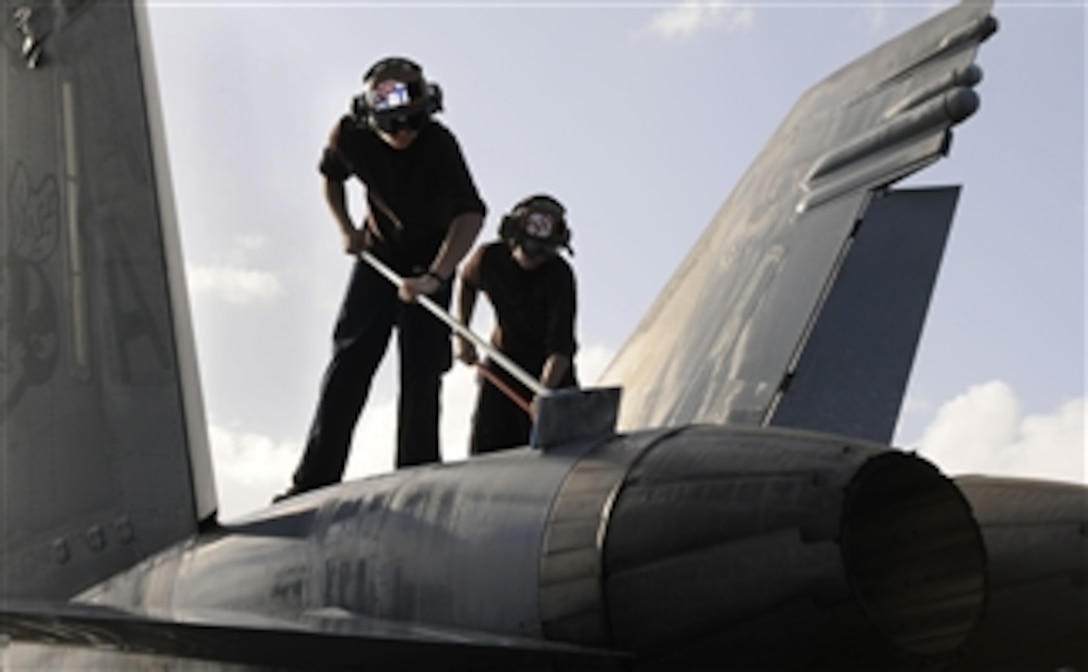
[359,251,550,399]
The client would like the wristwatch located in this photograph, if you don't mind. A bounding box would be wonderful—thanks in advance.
[424,270,449,287]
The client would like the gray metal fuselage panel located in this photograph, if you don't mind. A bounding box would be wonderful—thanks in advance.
[83,444,599,640]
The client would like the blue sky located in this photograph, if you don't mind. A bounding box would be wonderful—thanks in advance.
[145,1,1085,519]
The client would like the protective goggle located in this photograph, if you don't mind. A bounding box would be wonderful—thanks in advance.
[371,110,429,134]
[369,79,423,112]
[517,236,560,259]
[366,79,430,134]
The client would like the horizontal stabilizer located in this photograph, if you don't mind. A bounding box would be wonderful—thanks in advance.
[0,600,625,670]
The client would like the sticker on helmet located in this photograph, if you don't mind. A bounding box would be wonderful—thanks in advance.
[525,212,555,239]
[373,80,412,111]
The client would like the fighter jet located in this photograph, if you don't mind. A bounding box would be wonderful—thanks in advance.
[1,0,1084,670]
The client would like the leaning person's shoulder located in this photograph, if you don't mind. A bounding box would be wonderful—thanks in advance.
[329,114,355,142]
[547,253,574,271]
[422,118,454,138]
[330,115,377,151]
[549,255,576,283]
[476,241,509,275]
[418,120,462,149]
[481,240,509,263]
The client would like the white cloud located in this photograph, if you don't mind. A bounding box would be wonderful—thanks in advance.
[646,1,755,41]
[208,425,300,520]
[579,342,617,385]
[188,265,281,304]
[913,380,1086,484]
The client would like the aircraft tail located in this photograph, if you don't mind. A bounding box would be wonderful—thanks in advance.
[1,1,215,600]
[600,0,995,439]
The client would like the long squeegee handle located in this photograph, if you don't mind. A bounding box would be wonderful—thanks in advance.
[476,363,534,416]
[359,251,550,399]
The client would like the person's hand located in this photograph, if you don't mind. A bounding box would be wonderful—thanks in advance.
[342,227,368,255]
[455,336,478,366]
[398,273,443,303]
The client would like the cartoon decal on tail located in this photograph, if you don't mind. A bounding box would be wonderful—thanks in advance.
[3,163,61,418]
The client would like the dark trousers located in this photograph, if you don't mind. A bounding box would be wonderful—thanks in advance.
[469,362,534,456]
[292,260,452,492]
[468,358,577,456]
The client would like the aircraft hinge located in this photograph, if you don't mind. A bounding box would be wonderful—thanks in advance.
[779,370,796,395]
[12,5,45,69]
[849,215,864,238]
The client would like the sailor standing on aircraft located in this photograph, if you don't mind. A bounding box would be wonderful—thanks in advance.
[455,194,579,455]
[279,56,486,500]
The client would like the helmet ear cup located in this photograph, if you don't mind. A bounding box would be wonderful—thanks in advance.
[554,219,571,251]
[427,83,443,114]
[350,93,369,127]
[499,213,520,244]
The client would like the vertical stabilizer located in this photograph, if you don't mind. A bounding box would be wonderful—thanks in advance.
[1,0,215,600]
[600,1,995,432]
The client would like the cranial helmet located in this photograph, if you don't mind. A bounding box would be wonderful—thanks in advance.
[352,56,443,134]
[499,194,573,257]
